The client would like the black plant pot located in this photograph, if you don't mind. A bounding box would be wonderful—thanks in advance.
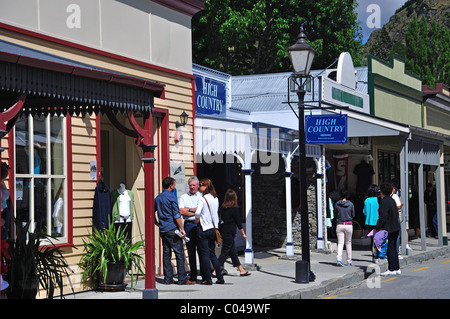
[97,262,127,291]
[6,278,38,299]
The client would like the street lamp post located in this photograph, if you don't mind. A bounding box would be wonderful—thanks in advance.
[287,26,316,282]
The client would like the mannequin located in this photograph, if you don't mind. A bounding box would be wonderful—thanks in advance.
[111,184,134,241]
[353,159,374,194]
[52,185,64,237]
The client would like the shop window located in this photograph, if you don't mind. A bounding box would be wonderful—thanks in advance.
[377,150,400,185]
[14,115,67,243]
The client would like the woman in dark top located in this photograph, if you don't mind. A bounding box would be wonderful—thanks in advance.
[217,189,250,276]
[377,182,401,276]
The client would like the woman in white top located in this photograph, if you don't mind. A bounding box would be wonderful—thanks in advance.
[195,178,224,285]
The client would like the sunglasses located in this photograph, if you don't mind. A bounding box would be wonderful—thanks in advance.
[199,183,205,187]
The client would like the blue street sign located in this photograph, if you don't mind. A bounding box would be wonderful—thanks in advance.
[305,114,348,144]
[194,75,226,117]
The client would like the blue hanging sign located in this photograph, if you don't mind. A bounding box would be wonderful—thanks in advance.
[305,114,348,144]
[194,75,226,117]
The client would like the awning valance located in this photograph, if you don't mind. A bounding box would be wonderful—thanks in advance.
[0,40,165,117]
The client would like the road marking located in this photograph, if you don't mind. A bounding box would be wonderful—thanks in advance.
[441,260,450,264]
[323,291,353,299]
[381,277,398,283]
[413,267,430,272]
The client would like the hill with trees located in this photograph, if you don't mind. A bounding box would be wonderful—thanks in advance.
[365,0,450,87]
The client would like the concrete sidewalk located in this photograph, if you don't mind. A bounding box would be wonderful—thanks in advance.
[66,234,450,300]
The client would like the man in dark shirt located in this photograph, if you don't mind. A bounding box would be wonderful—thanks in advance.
[377,182,401,276]
[154,177,188,285]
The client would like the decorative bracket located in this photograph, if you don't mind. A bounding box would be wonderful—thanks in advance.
[0,93,26,138]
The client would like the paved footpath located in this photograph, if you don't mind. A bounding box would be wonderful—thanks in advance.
[67,234,450,300]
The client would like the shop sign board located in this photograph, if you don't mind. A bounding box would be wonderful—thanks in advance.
[194,75,227,117]
[305,114,348,144]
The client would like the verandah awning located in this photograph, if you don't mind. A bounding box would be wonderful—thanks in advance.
[0,40,165,117]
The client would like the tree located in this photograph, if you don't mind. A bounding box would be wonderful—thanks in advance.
[404,15,450,87]
[365,26,393,62]
[192,0,364,75]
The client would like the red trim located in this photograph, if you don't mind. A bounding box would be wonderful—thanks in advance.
[152,108,168,276]
[154,108,170,178]
[0,94,26,131]
[0,22,195,80]
[41,243,75,250]
[66,115,74,245]
[191,79,197,176]
[142,112,156,290]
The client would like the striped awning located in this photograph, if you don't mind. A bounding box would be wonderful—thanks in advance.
[0,40,165,116]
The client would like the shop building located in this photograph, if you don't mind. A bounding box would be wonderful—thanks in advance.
[0,0,204,297]
[421,83,450,244]
[194,52,449,259]
[228,53,414,252]
[368,55,448,250]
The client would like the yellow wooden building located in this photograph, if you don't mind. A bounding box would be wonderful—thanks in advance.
[0,0,204,297]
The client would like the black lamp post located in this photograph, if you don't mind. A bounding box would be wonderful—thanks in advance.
[287,26,316,282]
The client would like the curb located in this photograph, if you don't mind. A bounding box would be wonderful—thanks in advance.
[265,245,450,299]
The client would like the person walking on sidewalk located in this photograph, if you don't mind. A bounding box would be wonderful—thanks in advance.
[377,182,401,276]
[154,177,189,285]
[334,189,355,267]
[217,189,250,277]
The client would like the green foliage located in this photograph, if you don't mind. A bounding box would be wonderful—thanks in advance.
[7,221,73,299]
[192,0,364,75]
[365,26,393,62]
[78,222,145,289]
[366,0,450,88]
[404,15,450,86]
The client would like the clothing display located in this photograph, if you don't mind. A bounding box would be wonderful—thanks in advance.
[92,180,111,230]
[353,160,374,194]
[52,197,64,236]
[111,184,134,223]
[111,184,134,241]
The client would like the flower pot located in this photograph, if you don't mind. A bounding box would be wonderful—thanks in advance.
[6,278,38,299]
[97,262,127,291]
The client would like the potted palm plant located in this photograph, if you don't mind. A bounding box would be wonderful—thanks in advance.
[78,222,145,291]
[6,221,74,299]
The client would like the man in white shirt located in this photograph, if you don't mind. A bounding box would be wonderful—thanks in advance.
[179,176,202,283]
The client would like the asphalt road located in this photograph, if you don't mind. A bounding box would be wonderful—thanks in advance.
[317,255,450,299]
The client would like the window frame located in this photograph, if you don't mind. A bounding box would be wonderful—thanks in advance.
[12,114,72,246]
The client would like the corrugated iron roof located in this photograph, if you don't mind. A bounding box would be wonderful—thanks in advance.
[231,67,368,113]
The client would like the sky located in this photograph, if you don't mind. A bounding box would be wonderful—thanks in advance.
[355,0,409,43]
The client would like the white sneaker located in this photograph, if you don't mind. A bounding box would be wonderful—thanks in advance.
[380,270,396,276]
[395,269,401,275]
